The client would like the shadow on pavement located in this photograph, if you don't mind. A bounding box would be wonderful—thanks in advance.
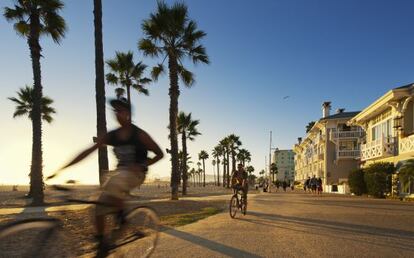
[245,211,414,252]
[160,226,262,258]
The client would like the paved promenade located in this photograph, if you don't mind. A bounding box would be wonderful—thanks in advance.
[143,192,414,258]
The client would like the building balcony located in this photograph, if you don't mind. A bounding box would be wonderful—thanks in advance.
[337,150,360,159]
[361,137,396,161]
[330,130,365,141]
[399,134,414,155]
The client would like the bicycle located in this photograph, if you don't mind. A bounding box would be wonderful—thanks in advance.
[229,186,247,218]
[0,184,160,258]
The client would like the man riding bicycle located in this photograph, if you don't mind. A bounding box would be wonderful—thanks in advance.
[231,163,248,205]
[49,98,164,255]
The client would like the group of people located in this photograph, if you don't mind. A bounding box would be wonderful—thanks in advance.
[304,175,323,194]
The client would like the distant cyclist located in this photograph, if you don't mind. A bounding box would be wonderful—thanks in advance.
[231,163,248,205]
[49,97,164,254]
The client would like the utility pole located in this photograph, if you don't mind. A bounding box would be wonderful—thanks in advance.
[269,131,272,193]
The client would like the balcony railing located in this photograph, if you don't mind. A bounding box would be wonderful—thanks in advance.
[399,134,414,154]
[330,130,365,140]
[361,137,396,161]
[337,150,360,159]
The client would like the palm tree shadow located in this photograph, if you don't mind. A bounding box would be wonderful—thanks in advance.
[160,226,262,258]
[245,211,414,252]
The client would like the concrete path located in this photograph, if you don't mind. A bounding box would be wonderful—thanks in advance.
[121,192,414,258]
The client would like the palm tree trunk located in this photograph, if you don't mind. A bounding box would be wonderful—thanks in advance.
[182,132,188,195]
[126,84,131,106]
[222,156,226,187]
[216,157,220,186]
[226,150,230,188]
[94,0,109,186]
[202,159,206,187]
[168,56,180,200]
[28,13,44,206]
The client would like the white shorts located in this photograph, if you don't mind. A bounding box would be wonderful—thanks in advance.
[102,168,146,199]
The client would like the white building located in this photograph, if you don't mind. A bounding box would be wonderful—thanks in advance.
[273,149,295,182]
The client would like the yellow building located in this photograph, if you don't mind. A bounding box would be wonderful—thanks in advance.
[348,83,414,196]
[294,102,363,193]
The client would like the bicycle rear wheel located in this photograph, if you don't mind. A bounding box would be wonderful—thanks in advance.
[0,218,74,257]
[229,195,238,218]
[111,206,159,258]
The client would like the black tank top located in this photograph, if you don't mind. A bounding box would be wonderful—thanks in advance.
[106,125,148,168]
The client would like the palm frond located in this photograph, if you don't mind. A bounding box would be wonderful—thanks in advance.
[178,65,194,87]
[138,38,161,57]
[105,73,118,85]
[13,20,29,36]
[151,63,165,81]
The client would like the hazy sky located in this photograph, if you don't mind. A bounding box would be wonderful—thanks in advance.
[1,0,414,184]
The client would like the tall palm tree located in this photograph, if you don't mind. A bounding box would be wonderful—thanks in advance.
[237,148,251,166]
[177,112,200,195]
[198,150,209,187]
[4,0,66,205]
[8,86,56,197]
[212,145,223,186]
[270,163,278,183]
[139,1,209,199]
[246,165,255,186]
[106,51,152,106]
[228,134,242,177]
[220,137,231,188]
[93,0,109,186]
[212,159,216,185]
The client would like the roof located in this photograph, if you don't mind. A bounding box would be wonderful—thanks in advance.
[320,111,360,121]
[393,83,414,90]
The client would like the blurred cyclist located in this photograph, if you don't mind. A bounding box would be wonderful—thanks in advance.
[49,97,163,254]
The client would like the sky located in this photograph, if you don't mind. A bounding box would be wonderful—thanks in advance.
[1,0,414,184]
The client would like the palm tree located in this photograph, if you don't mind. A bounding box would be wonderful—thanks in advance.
[270,163,278,183]
[4,0,67,205]
[212,159,216,185]
[106,51,152,106]
[399,159,414,194]
[228,134,242,177]
[212,145,223,186]
[139,1,209,200]
[237,148,251,166]
[189,168,196,187]
[220,137,231,188]
[177,112,200,195]
[8,86,56,197]
[197,168,203,186]
[306,121,316,133]
[198,150,209,187]
[246,165,255,185]
[93,0,109,186]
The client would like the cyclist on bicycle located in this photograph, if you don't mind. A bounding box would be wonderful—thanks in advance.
[50,97,163,253]
[231,163,248,205]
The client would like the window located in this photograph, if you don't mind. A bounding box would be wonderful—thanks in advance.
[371,118,393,141]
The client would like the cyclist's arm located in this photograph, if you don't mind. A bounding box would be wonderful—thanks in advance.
[60,135,108,170]
[138,130,164,166]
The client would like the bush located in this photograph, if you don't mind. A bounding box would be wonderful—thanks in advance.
[348,169,366,195]
[364,162,394,198]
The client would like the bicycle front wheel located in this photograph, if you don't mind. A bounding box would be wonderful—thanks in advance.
[0,218,74,258]
[112,206,160,258]
[229,195,238,218]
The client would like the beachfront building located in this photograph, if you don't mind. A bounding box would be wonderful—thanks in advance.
[348,83,414,196]
[294,102,364,193]
[272,149,295,182]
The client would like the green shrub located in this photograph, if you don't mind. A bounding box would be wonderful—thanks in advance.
[364,162,394,198]
[348,169,366,195]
